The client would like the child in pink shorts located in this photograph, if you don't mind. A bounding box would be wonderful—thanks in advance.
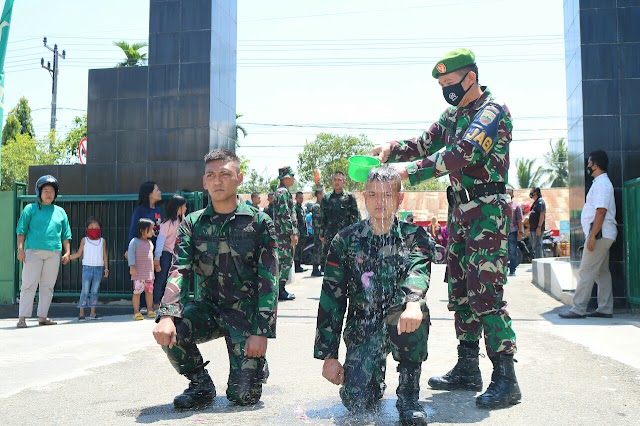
[128,218,160,320]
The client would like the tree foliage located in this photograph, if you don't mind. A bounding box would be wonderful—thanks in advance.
[2,97,35,144]
[239,168,271,194]
[113,41,148,67]
[297,133,373,192]
[235,113,247,147]
[515,158,545,189]
[541,138,568,188]
[405,176,449,191]
[1,134,57,190]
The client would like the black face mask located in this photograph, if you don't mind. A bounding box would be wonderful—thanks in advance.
[442,72,472,106]
[529,193,535,199]
[586,165,594,177]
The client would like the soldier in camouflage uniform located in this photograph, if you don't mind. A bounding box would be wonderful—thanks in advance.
[319,171,360,262]
[152,149,278,410]
[293,191,309,273]
[272,166,299,301]
[315,168,434,426]
[372,48,521,409]
[311,188,325,277]
[264,192,275,218]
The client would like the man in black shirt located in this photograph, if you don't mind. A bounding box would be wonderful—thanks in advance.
[528,187,546,259]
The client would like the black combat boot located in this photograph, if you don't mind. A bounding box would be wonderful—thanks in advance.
[428,341,482,391]
[476,354,521,409]
[294,260,306,273]
[173,363,216,410]
[396,364,428,426]
[311,264,323,277]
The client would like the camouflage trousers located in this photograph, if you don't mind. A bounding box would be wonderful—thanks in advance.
[275,240,293,291]
[312,234,326,266]
[340,306,429,411]
[446,199,517,358]
[163,299,269,406]
[293,236,307,264]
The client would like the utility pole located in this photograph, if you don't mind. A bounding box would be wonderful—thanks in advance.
[41,37,65,132]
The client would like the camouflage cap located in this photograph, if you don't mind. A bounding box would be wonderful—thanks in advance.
[278,166,295,179]
[432,48,476,78]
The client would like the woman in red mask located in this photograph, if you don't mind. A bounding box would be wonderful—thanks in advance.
[70,217,109,320]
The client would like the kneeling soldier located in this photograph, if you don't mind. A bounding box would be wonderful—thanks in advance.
[153,149,278,409]
[314,167,435,425]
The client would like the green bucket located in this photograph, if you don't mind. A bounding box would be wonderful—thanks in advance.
[348,156,381,183]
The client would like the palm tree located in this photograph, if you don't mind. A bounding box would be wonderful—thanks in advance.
[515,158,545,189]
[235,113,247,147]
[113,41,148,67]
[541,138,568,187]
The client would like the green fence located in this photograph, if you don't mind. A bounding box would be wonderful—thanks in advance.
[623,177,640,308]
[13,182,204,302]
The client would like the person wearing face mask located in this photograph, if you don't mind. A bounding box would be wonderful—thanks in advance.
[371,48,519,409]
[559,150,617,319]
[528,187,546,259]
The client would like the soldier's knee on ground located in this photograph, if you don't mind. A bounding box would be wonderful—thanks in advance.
[340,383,384,411]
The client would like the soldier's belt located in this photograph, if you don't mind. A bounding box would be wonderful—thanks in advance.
[446,182,506,206]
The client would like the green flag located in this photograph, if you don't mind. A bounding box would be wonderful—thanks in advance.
[0,0,14,179]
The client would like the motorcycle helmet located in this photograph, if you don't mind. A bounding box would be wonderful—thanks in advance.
[35,175,59,200]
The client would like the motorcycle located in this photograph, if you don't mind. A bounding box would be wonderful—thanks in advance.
[433,244,447,264]
[542,230,558,258]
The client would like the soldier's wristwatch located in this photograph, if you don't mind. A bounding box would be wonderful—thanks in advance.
[404,293,421,303]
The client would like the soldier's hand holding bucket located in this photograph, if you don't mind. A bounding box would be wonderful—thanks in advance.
[371,142,393,163]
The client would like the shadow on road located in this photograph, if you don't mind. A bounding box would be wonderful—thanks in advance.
[424,390,491,424]
[116,398,264,424]
[541,306,640,328]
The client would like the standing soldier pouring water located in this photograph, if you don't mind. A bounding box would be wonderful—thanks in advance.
[371,48,521,409]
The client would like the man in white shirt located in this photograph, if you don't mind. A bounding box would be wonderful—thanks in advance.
[559,150,617,319]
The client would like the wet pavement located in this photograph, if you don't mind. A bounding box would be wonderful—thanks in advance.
[1,264,639,425]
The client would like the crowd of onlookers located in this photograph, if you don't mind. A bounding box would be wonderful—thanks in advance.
[15,177,187,327]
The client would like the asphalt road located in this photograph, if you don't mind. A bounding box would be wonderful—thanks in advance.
[1,264,639,426]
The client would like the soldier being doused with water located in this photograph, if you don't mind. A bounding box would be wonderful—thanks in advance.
[314,167,435,425]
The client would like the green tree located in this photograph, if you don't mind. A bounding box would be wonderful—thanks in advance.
[63,114,87,157]
[2,97,35,144]
[1,113,20,145]
[515,158,545,189]
[239,168,271,194]
[297,133,373,192]
[541,138,568,187]
[113,41,148,67]
[0,134,57,191]
[405,177,449,191]
[236,113,247,147]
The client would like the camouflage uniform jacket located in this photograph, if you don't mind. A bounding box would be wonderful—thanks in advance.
[387,87,512,191]
[158,202,279,341]
[319,190,360,239]
[314,219,435,359]
[295,203,309,237]
[264,203,275,219]
[273,184,298,241]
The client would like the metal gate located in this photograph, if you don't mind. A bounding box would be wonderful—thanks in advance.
[623,177,640,308]
[13,182,203,302]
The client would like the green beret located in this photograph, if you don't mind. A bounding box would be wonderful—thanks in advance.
[432,48,476,78]
[278,166,295,179]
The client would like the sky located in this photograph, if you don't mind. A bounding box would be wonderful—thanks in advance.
[2,0,568,186]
